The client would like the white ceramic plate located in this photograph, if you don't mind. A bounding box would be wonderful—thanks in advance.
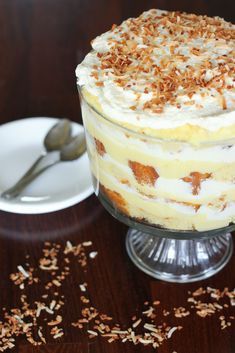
[0,117,94,214]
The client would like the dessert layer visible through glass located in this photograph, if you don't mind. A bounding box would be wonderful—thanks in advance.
[78,88,234,282]
[80,88,235,232]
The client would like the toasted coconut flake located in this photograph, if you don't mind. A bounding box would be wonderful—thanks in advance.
[83,241,93,247]
[48,316,62,326]
[38,328,46,344]
[88,330,98,337]
[167,326,178,338]
[17,266,29,278]
[89,251,98,259]
[52,280,61,287]
[132,318,142,328]
[79,283,87,292]
[66,241,73,250]
[53,331,64,339]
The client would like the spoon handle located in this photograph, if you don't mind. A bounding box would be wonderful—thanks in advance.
[18,153,46,179]
[1,160,59,200]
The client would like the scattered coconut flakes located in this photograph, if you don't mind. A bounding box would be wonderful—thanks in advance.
[83,241,93,247]
[192,287,206,297]
[38,328,46,344]
[50,300,56,310]
[167,326,179,338]
[138,337,154,345]
[89,251,98,259]
[66,241,73,250]
[153,300,160,306]
[88,329,98,337]
[39,258,58,271]
[53,331,64,339]
[132,318,142,328]
[17,266,29,278]
[52,279,61,287]
[47,315,62,326]
[50,326,64,339]
[99,314,112,321]
[163,309,170,316]
[80,296,90,304]
[187,297,197,304]
[144,323,160,333]
[142,306,155,318]
[79,283,87,292]
[174,307,190,318]
[1,240,235,352]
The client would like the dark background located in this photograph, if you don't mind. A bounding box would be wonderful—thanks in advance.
[0,1,234,353]
[0,0,235,124]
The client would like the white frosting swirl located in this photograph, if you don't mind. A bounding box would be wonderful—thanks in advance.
[76,9,235,132]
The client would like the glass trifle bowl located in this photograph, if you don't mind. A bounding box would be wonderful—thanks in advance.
[76,9,235,282]
[78,88,234,283]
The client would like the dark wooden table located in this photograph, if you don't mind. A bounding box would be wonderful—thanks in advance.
[0,1,235,352]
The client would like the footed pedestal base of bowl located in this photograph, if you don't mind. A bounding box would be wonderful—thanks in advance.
[98,190,234,283]
[126,228,233,283]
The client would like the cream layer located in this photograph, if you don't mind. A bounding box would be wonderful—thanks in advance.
[92,167,235,231]
[80,85,235,230]
[90,155,235,205]
[82,98,235,181]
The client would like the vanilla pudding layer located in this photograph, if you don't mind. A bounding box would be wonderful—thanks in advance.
[96,169,235,231]
[81,96,235,231]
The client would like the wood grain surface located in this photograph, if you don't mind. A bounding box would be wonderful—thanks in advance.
[0,1,234,353]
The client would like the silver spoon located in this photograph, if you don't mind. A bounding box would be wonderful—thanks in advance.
[20,118,72,179]
[1,118,72,199]
[1,134,86,200]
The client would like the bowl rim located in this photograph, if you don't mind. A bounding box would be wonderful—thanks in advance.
[78,85,235,147]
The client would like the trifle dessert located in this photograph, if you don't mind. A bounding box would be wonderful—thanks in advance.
[76,9,235,232]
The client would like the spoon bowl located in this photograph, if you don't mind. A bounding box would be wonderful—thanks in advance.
[44,119,72,151]
[60,134,86,161]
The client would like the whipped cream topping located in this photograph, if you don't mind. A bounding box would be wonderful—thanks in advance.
[76,9,235,131]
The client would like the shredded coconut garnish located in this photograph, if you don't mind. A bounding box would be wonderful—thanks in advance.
[77,9,235,118]
[17,265,29,278]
